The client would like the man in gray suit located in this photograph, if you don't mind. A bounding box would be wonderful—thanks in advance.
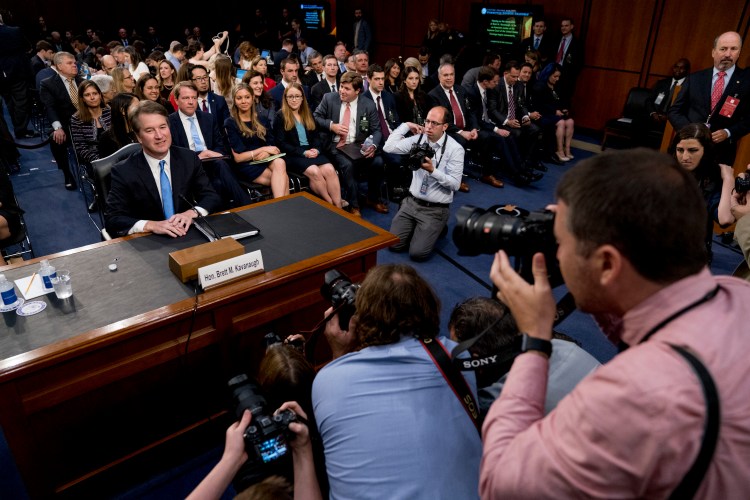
[314,71,386,216]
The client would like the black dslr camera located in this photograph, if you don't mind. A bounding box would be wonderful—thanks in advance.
[405,141,435,171]
[453,204,562,286]
[735,171,750,195]
[321,269,360,330]
[228,374,297,466]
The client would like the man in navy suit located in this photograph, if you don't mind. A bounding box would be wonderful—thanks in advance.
[314,71,386,216]
[39,51,81,190]
[0,11,35,139]
[188,65,230,136]
[516,19,555,66]
[168,81,251,209]
[553,18,584,103]
[669,31,750,164]
[269,57,310,110]
[105,100,221,238]
[310,54,341,113]
[428,62,478,193]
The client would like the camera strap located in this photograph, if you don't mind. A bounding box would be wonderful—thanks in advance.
[418,336,481,434]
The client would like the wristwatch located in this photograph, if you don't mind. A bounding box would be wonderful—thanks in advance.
[520,333,552,357]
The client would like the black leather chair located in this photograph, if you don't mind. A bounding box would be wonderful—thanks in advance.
[0,167,34,262]
[91,143,142,240]
[601,87,662,150]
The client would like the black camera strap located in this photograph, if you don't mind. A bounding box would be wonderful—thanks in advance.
[415,132,448,171]
[418,336,481,434]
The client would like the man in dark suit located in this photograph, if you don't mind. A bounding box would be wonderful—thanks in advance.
[168,81,251,209]
[39,51,81,189]
[466,66,539,187]
[0,11,35,139]
[639,58,690,147]
[488,61,543,178]
[105,100,221,238]
[352,9,372,52]
[310,54,340,113]
[669,31,750,164]
[553,18,584,103]
[30,40,53,78]
[301,51,325,88]
[269,57,310,110]
[273,39,293,68]
[516,19,555,65]
[314,71,385,216]
[188,65,230,135]
[428,62,477,193]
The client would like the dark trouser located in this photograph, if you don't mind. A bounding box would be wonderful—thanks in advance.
[49,138,76,183]
[509,123,541,167]
[202,159,252,210]
[389,195,449,261]
[328,148,385,208]
[0,100,20,164]
[476,130,524,176]
[0,78,30,134]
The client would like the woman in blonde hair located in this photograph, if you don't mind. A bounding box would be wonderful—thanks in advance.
[237,41,259,70]
[211,54,236,108]
[111,67,136,94]
[273,83,341,207]
[225,83,288,198]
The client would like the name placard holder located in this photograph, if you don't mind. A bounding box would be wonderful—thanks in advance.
[198,250,264,289]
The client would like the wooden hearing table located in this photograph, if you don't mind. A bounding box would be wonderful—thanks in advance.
[0,193,397,498]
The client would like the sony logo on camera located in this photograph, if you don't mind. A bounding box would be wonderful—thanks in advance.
[460,354,499,370]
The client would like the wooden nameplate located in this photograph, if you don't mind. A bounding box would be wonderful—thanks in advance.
[168,238,244,283]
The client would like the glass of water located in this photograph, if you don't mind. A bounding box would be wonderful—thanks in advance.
[51,270,72,299]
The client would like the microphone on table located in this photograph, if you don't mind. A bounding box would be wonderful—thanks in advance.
[179,194,223,240]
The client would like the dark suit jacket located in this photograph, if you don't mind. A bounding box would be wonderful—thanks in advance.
[517,34,555,64]
[272,110,326,157]
[362,90,400,144]
[39,74,83,130]
[302,69,324,89]
[313,92,382,153]
[645,77,675,116]
[104,146,221,237]
[168,110,227,155]
[554,35,584,76]
[29,54,47,80]
[487,80,529,127]
[0,24,32,82]
[273,49,290,67]
[427,85,477,136]
[204,92,230,134]
[310,78,339,113]
[464,84,496,132]
[669,67,750,141]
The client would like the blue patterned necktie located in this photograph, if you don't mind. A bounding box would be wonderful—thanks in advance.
[159,160,174,218]
[188,116,205,152]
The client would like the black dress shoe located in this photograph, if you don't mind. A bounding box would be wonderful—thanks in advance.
[523,169,544,182]
[65,178,77,190]
[533,162,548,172]
[15,130,40,139]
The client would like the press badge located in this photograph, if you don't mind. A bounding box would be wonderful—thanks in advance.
[420,173,429,195]
[720,96,739,118]
[654,92,665,106]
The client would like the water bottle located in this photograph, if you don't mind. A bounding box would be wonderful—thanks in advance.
[39,259,57,291]
[361,135,374,154]
[0,274,18,306]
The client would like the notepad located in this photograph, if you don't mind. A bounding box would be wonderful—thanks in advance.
[248,152,286,165]
[194,212,260,242]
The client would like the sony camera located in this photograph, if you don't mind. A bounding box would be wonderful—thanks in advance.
[453,204,562,286]
[405,142,435,171]
[321,269,360,330]
[735,171,750,195]
[228,374,297,466]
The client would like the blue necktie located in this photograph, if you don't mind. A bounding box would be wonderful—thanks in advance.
[188,116,205,152]
[534,37,540,49]
[159,160,174,218]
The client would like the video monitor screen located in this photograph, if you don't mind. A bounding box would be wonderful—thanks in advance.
[300,2,330,32]
[470,4,543,51]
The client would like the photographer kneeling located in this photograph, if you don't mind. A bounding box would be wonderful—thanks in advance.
[314,264,482,499]
[383,106,464,261]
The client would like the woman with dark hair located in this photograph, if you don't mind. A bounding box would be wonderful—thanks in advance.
[384,58,403,94]
[395,65,429,125]
[248,56,276,91]
[70,80,112,163]
[98,93,139,158]
[532,63,575,162]
[242,69,276,126]
[225,83,289,198]
[274,82,341,207]
[669,123,735,261]
[135,73,173,112]
[123,45,150,80]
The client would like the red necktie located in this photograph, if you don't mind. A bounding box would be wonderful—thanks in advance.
[337,103,350,148]
[711,71,726,110]
[376,96,390,140]
[201,98,208,113]
[449,89,464,129]
[556,39,565,64]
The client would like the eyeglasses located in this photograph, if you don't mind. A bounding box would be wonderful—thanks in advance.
[192,76,209,82]
[424,119,445,127]
[286,95,303,100]
[125,75,135,80]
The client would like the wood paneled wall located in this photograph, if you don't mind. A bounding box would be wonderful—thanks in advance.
[340,0,750,131]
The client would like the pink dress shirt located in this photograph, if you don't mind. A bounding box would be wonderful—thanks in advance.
[480,268,750,499]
